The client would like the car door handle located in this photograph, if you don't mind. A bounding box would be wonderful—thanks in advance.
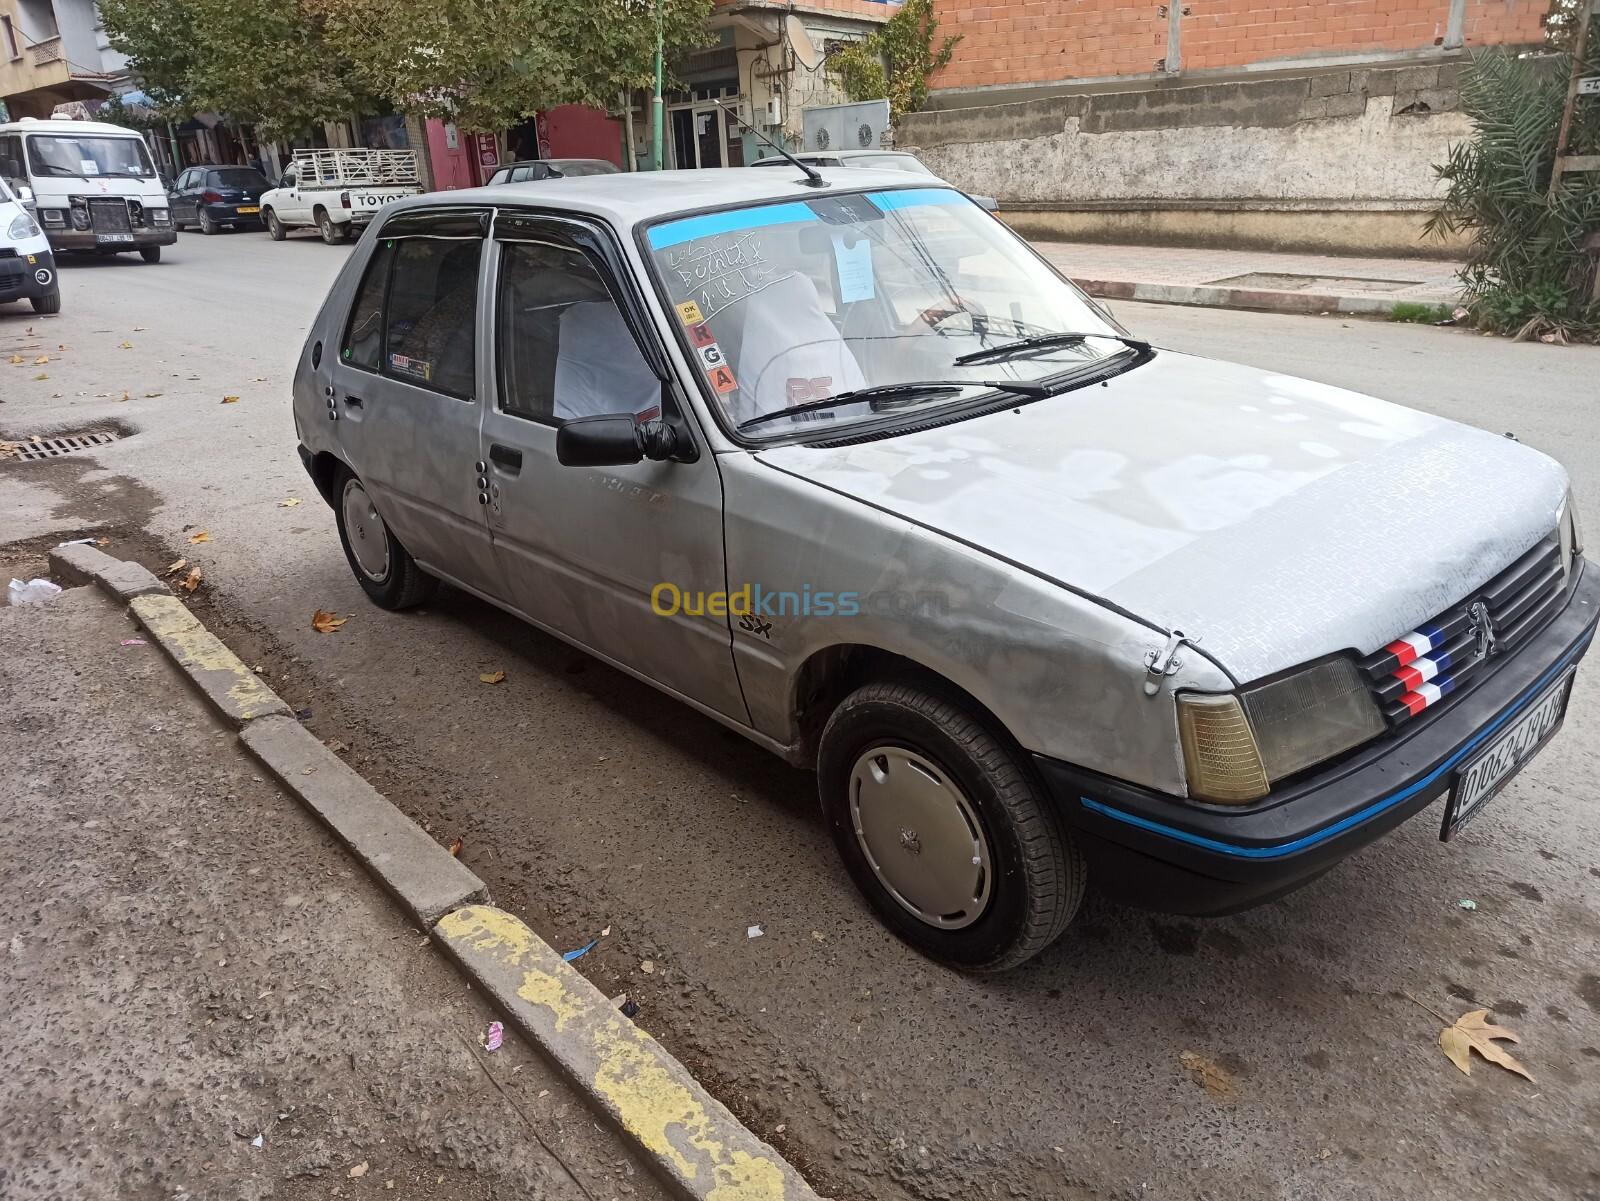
[489,444,523,472]
[344,393,364,408]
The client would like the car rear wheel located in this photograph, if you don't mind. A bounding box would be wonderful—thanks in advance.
[198,208,217,235]
[333,466,438,610]
[30,288,61,315]
[266,209,286,241]
[139,247,162,263]
[817,678,1084,971]
[318,211,346,245]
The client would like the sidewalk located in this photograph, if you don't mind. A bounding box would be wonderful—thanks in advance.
[1030,239,1464,317]
[0,582,673,1201]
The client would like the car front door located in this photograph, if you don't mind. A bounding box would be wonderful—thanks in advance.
[275,168,305,223]
[324,206,501,598]
[169,169,192,223]
[478,210,746,721]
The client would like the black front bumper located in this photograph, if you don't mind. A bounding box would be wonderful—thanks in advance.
[0,249,58,301]
[202,202,264,226]
[47,228,176,252]
[1042,561,1599,916]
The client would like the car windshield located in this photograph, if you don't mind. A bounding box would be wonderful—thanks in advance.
[26,133,156,179]
[643,186,1130,440]
[210,167,266,188]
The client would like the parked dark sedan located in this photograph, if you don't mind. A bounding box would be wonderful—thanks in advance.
[168,165,271,233]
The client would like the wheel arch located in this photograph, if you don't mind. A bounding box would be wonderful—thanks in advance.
[307,449,346,508]
[790,643,1019,769]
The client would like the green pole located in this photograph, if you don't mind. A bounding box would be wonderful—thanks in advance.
[651,0,664,170]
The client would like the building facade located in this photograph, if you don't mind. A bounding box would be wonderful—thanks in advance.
[0,0,127,120]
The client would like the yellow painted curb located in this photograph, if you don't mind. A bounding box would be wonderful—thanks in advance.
[435,905,824,1201]
[129,594,292,727]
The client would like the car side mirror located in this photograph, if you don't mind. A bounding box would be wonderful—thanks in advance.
[557,414,691,467]
[15,184,33,208]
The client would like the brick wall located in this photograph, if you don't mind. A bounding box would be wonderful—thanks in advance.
[930,0,1549,91]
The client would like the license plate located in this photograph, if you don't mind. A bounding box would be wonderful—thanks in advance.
[236,206,260,214]
[95,233,134,244]
[1441,668,1575,840]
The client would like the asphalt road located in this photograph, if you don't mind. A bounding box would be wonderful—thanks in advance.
[3,232,1599,1201]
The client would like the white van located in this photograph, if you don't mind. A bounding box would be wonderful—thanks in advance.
[0,116,175,263]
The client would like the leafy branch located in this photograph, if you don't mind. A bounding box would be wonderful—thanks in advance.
[829,0,959,123]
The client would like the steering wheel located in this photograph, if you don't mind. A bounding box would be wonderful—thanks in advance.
[914,298,990,337]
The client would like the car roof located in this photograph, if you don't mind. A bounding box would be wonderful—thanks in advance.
[383,167,956,230]
[187,163,265,171]
[0,118,146,136]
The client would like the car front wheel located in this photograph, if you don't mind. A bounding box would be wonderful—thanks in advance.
[818,678,1084,971]
[333,466,438,610]
[139,246,161,263]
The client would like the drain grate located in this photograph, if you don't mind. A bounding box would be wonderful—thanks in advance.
[5,431,119,462]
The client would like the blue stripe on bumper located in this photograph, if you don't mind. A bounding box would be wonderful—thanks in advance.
[1080,626,1594,860]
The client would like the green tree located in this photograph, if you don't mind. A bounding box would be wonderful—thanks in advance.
[314,0,711,133]
[1426,48,1600,340]
[101,0,369,137]
[828,0,960,122]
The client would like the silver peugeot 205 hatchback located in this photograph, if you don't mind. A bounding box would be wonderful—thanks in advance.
[292,168,1595,971]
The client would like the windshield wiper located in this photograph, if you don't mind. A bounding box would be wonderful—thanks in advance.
[737,378,1054,432]
[953,330,1151,367]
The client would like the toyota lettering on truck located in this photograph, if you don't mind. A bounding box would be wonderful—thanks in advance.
[290,168,1597,971]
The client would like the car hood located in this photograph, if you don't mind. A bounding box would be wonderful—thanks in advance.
[753,351,1569,682]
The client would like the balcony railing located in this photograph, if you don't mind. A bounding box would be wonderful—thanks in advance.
[30,37,62,66]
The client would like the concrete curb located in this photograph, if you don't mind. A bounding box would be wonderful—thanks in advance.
[1073,276,1424,317]
[128,594,293,727]
[48,542,170,600]
[68,549,826,1200]
[241,715,487,927]
[435,905,825,1201]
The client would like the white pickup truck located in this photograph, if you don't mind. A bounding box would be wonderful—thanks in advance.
[261,149,420,244]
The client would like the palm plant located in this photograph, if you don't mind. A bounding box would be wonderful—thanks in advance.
[1426,48,1600,341]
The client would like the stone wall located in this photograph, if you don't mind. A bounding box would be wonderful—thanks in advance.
[899,61,1485,255]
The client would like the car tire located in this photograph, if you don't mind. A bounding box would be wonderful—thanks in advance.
[139,246,162,263]
[318,211,346,245]
[30,288,61,315]
[198,209,216,235]
[266,209,286,241]
[817,678,1084,972]
[333,465,438,610]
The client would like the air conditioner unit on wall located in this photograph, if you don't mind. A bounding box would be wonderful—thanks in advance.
[801,99,891,153]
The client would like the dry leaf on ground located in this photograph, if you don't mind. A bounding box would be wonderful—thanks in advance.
[34,355,48,364]
[33,373,47,380]
[1439,1009,1534,1080]
[6,355,22,365]
[311,609,347,634]
[448,837,464,857]
[144,391,162,398]
[278,497,302,507]
[1179,1051,1239,1100]
[165,558,187,575]
[221,395,240,404]
[187,530,211,544]
[179,568,202,593]
[479,670,506,684]
[118,341,133,349]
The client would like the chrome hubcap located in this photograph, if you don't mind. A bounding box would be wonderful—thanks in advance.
[848,746,992,930]
[341,479,390,581]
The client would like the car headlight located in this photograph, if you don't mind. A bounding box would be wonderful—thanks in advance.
[1558,491,1582,581]
[1178,658,1386,803]
[39,208,66,227]
[8,211,40,239]
[150,206,171,224]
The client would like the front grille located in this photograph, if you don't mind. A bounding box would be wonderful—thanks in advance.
[88,198,132,232]
[1358,536,1567,726]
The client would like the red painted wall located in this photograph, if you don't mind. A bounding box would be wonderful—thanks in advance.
[540,105,625,166]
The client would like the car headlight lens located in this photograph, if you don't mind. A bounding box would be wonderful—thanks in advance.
[1558,491,1582,581]
[150,206,170,224]
[1179,658,1385,803]
[8,211,40,239]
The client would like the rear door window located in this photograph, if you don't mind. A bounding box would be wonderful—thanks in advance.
[383,237,482,399]
[341,240,395,372]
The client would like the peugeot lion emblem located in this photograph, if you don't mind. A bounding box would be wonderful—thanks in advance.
[1469,600,1499,663]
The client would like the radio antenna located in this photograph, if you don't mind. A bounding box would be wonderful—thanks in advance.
[712,98,827,189]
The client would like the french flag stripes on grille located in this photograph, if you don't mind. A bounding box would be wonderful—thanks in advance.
[1383,624,1459,717]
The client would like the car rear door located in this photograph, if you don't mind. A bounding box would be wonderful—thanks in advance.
[324,206,502,598]
[478,209,746,721]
